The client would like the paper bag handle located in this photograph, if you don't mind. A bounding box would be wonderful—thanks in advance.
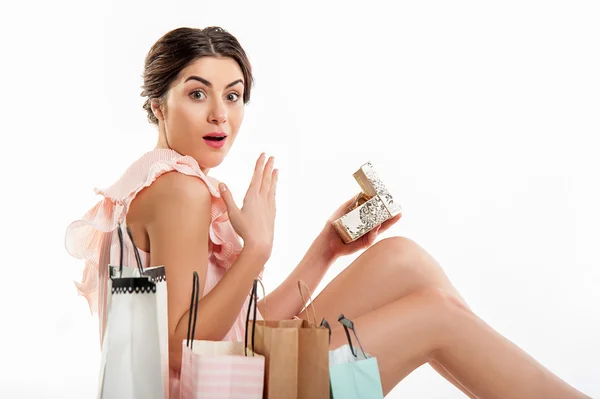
[185,271,200,349]
[338,314,369,359]
[115,223,145,277]
[297,280,318,326]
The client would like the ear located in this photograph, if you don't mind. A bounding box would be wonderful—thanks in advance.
[151,100,165,121]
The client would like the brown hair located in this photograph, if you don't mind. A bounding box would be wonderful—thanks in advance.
[141,26,254,125]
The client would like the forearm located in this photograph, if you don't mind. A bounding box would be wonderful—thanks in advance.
[171,247,266,354]
[260,231,336,320]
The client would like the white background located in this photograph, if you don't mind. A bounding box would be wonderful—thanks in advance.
[1,0,598,397]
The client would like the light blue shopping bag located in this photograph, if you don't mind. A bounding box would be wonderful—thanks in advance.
[329,314,384,399]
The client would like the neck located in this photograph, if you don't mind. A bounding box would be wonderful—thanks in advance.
[155,125,170,151]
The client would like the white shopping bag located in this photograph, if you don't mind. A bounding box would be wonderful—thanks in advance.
[110,263,169,399]
[97,225,165,399]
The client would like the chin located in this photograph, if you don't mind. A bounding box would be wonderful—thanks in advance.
[193,150,228,170]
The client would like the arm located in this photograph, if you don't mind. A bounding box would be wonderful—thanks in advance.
[259,196,402,320]
[144,172,268,371]
[258,229,335,320]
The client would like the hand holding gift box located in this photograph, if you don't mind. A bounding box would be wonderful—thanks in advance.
[332,162,402,244]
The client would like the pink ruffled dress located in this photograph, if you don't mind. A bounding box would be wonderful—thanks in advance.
[65,148,255,396]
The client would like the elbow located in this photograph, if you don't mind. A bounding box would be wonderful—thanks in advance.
[169,338,183,374]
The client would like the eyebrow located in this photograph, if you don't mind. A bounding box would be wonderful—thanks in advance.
[184,76,244,89]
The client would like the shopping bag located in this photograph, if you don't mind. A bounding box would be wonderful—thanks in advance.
[97,224,165,399]
[140,265,169,398]
[329,314,384,399]
[249,280,330,399]
[179,273,265,399]
[108,225,170,398]
[296,281,331,399]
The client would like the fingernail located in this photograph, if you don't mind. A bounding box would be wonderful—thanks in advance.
[219,183,227,192]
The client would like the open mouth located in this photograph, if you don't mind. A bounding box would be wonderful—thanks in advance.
[203,136,226,141]
[203,133,228,148]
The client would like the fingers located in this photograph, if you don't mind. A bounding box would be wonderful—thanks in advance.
[218,182,240,218]
[261,156,275,195]
[269,168,279,201]
[338,193,361,210]
[249,153,267,193]
[366,225,380,247]
[249,153,277,196]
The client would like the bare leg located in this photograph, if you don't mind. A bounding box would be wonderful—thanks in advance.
[321,288,588,398]
[299,237,587,398]
[306,237,478,396]
[429,361,478,398]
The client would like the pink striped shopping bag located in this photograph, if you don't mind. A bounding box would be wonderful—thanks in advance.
[179,274,265,399]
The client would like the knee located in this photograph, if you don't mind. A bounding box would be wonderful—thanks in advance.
[371,236,422,263]
[370,236,438,279]
[374,235,416,251]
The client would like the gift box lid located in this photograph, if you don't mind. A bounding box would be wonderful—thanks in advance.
[353,162,402,216]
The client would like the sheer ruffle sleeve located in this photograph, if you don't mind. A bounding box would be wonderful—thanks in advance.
[65,149,243,314]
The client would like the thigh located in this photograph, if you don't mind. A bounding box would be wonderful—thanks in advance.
[301,236,478,397]
[300,236,467,325]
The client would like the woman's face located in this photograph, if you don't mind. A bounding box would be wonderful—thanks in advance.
[153,56,245,171]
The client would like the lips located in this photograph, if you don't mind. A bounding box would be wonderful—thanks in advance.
[203,132,228,149]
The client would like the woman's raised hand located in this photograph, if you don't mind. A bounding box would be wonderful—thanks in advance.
[218,153,278,260]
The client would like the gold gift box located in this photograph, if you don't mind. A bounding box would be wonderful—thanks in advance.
[332,162,402,243]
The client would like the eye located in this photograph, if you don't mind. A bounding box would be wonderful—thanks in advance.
[227,92,241,102]
[190,90,206,100]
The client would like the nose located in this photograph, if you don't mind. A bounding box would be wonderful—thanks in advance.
[208,100,227,125]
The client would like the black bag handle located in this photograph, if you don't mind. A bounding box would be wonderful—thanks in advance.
[244,279,259,357]
[320,317,332,344]
[338,314,369,359]
[186,271,200,349]
[116,223,145,277]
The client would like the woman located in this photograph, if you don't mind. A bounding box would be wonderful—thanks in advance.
[65,26,588,398]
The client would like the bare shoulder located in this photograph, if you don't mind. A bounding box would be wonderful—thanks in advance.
[151,171,211,201]
[135,171,212,218]
[127,172,212,248]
